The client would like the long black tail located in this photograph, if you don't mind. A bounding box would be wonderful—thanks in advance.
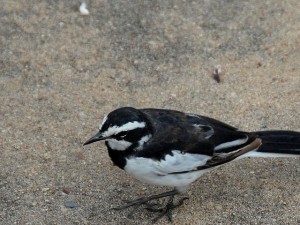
[251,130,300,156]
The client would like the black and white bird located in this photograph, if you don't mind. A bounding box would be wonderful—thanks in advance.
[84,107,300,222]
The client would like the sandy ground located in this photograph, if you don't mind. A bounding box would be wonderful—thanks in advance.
[0,0,299,224]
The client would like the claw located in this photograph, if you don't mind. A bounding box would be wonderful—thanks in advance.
[144,202,163,212]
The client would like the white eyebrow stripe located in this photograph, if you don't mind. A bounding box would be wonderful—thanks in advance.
[103,121,146,137]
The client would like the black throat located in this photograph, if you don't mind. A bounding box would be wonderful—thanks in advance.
[106,142,138,170]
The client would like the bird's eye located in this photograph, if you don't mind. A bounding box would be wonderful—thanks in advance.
[118,131,127,138]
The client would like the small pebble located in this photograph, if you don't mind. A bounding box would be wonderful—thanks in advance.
[62,187,71,194]
[64,201,79,208]
[42,187,50,192]
[257,61,262,67]
[213,64,222,83]
[79,3,89,15]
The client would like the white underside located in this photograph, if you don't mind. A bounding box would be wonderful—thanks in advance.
[124,149,298,190]
[124,151,211,190]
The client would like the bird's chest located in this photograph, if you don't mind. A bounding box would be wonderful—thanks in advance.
[124,152,210,188]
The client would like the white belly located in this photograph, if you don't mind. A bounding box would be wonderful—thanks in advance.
[124,151,211,190]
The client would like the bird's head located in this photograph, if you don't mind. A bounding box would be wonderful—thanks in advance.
[84,107,152,151]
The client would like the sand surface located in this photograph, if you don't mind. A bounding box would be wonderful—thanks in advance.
[0,1,299,224]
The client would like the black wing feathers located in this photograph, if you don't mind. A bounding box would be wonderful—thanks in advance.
[136,108,265,174]
[139,109,258,163]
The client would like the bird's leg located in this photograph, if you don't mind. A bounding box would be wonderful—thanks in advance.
[112,189,189,222]
[112,189,179,210]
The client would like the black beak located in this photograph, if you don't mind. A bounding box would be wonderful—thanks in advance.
[83,132,106,146]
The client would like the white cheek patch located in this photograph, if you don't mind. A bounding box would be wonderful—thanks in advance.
[107,139,132,151]
[103,121,146,137]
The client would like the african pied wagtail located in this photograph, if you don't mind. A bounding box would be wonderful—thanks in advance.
[84,107,300,222]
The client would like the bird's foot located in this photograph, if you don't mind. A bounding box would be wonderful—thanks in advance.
[111,189,188,222]
[145,196,189,223]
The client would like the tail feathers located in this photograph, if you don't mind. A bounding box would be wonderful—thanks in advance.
[253,130,300,157]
